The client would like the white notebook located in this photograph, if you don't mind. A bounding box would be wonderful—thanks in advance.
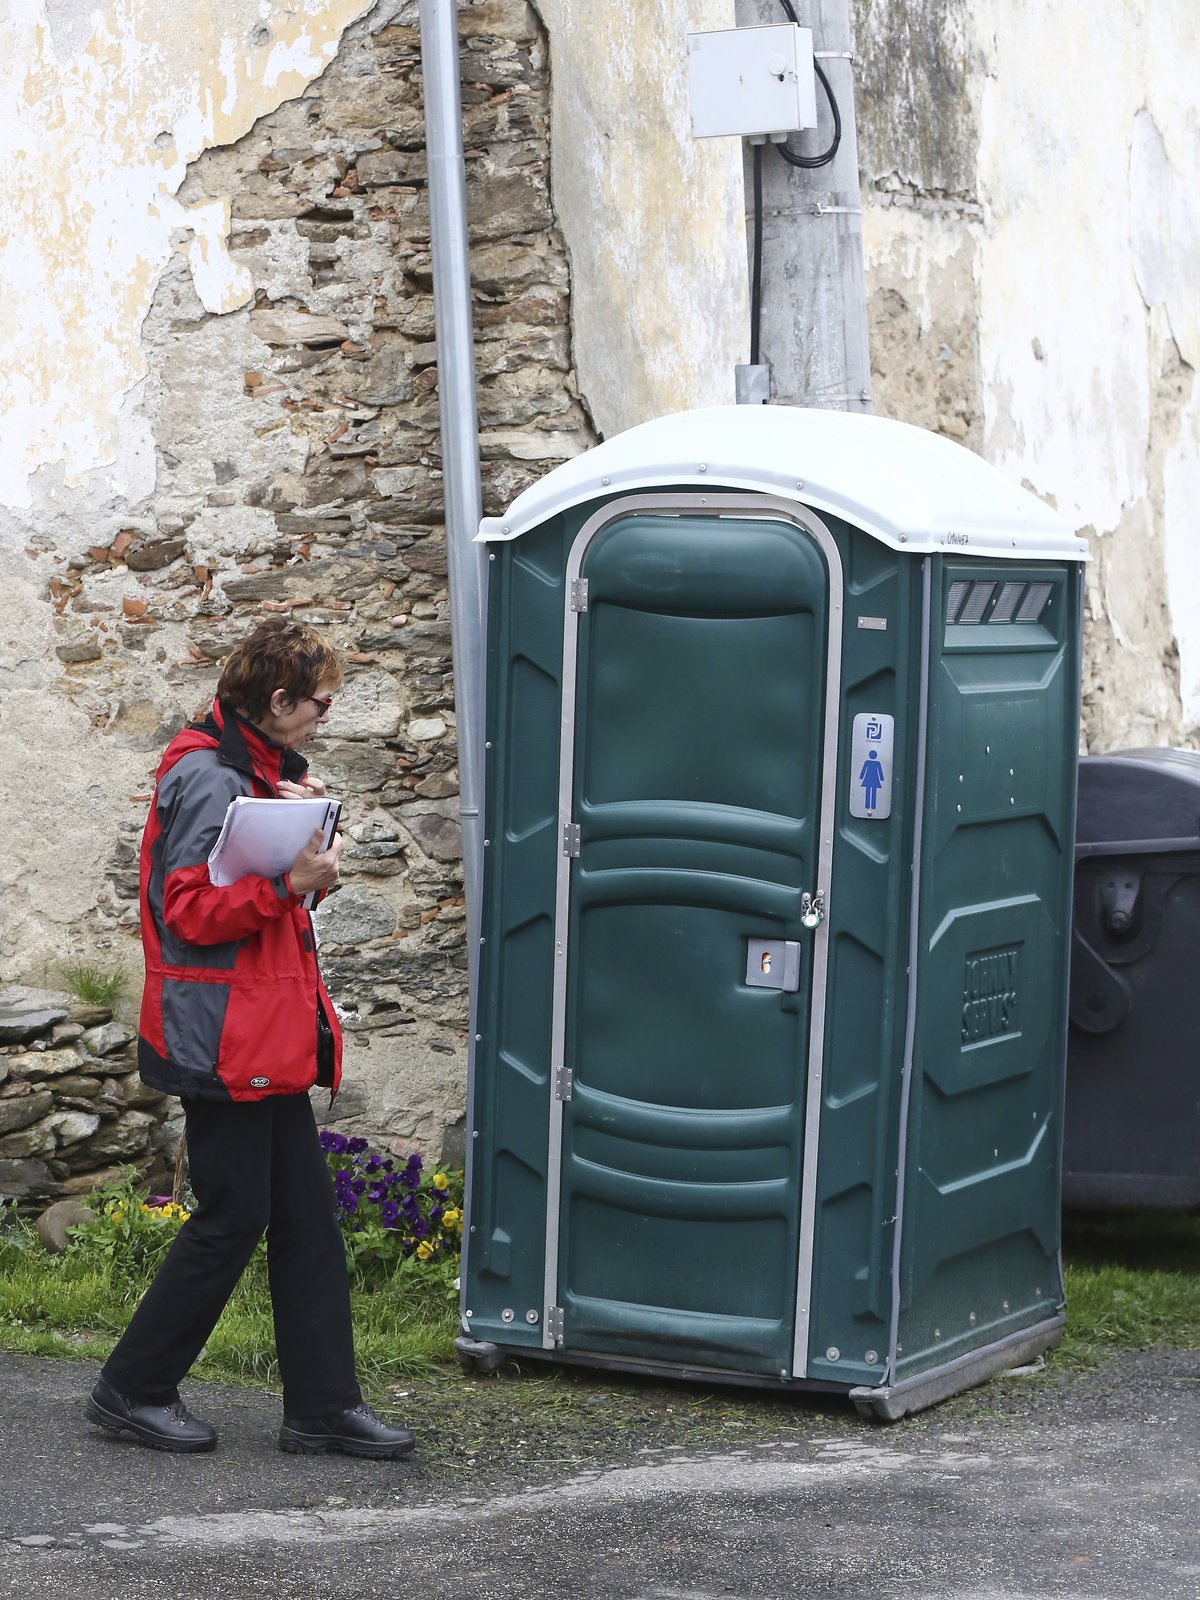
[207,796,342,911]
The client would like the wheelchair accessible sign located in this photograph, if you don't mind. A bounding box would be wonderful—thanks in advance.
[849,712,894,820]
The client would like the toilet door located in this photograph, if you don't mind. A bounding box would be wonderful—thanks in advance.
[544,494,842,1378]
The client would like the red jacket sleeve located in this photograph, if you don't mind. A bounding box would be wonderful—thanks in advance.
[162,861,300,946]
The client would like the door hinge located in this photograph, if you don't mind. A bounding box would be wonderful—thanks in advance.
[562,822,581,857]
[554,1065,574,1101]
[570,578,589,612]
[546,1305,565,1342]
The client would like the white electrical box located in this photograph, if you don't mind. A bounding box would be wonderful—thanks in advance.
[686,23,817,140]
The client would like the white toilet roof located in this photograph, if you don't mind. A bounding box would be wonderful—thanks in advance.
[477,405,1087,562]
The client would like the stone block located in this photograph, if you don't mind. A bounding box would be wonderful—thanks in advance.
[404,542,448,577]
[80,1023,137,1057]
[55,642,104,664]
[391,619,453,652]
[458,0,539,42]
[45,1111,102,1147]
[318,741,397,792]
[314,888,399,947]
[355,148,425,186]
[6,1049,89,1080]
[0,1091,54,1136]
[466,171,553,242]
[69,1110,156,1166]
[67,1006,113,1027]
[56,1163,149,1198]
[0,1122,57,1159]
[0,1158,53,1202]
[480,427,588,462]
[49,1076,103,1099]
[35,1199,97,1254]
[330,672,404,739]
[124,537,187,571]
[396,803,463,864]
[414,771,459,799]
[118,1079,169,1111]
[0,1007,68,1045]
[249,309,350,345]
[221,569,295,602]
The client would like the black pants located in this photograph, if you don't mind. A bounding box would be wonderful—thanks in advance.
[102,1092,361,1419]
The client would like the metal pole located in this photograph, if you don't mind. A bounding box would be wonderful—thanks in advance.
[735,0,871,410]
[419,0,487,1068]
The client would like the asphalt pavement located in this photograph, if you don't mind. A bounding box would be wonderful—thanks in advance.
[0,1347,1196,1599]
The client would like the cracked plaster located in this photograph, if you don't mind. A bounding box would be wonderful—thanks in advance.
[0,0,376,514]
[860,0,1200,747]
[538,0,749,439]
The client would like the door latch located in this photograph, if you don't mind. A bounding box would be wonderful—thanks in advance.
[800,890,826,931]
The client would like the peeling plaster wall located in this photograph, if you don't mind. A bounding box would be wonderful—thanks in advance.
[539,0,749,439]
[0,0,598,1162]
[0,0,373,982]
[0,0,377,509]
[857,0,1200,751]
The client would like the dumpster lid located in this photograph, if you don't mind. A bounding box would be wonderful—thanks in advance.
[477,405,1087,562]
[1077,748,1200,850]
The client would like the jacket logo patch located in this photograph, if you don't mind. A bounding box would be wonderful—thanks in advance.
[249,1075,270,1088]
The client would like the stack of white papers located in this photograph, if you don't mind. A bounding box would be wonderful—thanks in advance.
[207,796,341,910]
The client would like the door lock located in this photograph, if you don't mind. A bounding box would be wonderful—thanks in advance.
[746,939,801,991]
[800,890,826,931]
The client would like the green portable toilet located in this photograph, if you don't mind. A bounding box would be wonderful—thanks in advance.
[457,405,1087,1420]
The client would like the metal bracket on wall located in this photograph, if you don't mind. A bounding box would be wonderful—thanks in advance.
[562,822,581,857]
[570,578,589,612]
[545,1305,565,1343]
[554,1066,574,1101]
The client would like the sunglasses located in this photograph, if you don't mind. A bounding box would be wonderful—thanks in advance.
[305,694,335,716]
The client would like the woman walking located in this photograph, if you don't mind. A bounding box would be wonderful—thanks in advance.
[86,618,414,1458]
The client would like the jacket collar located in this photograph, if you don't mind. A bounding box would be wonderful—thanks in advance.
[195,699,309,791]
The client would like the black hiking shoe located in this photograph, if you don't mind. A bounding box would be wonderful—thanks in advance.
[278,1401,415,1459]
[86,1376,217,1453]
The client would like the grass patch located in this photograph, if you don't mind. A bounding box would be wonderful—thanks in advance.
[0,1224,459,1393]
[1058,1211,1200,1367]
[59,962,127,1008]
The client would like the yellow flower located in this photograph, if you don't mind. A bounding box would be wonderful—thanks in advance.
[442,1207,461,1226]
[431,1172,449,1191]
[416,1240,434,1260]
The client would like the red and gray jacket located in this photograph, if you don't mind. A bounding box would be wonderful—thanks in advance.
[137,699,343,1102]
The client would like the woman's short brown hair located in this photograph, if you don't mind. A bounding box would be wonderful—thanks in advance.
[216,618,342,722]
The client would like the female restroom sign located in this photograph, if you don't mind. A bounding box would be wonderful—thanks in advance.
[849,712,894,819]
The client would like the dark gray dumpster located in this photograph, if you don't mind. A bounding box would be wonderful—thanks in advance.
[1066,748,1200,1210]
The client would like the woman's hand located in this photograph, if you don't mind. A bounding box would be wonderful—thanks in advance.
[287,828,342,897]
[278,775,327,799]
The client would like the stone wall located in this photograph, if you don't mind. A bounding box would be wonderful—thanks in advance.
[7,0,596,1162]
[0,991,172,1209]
